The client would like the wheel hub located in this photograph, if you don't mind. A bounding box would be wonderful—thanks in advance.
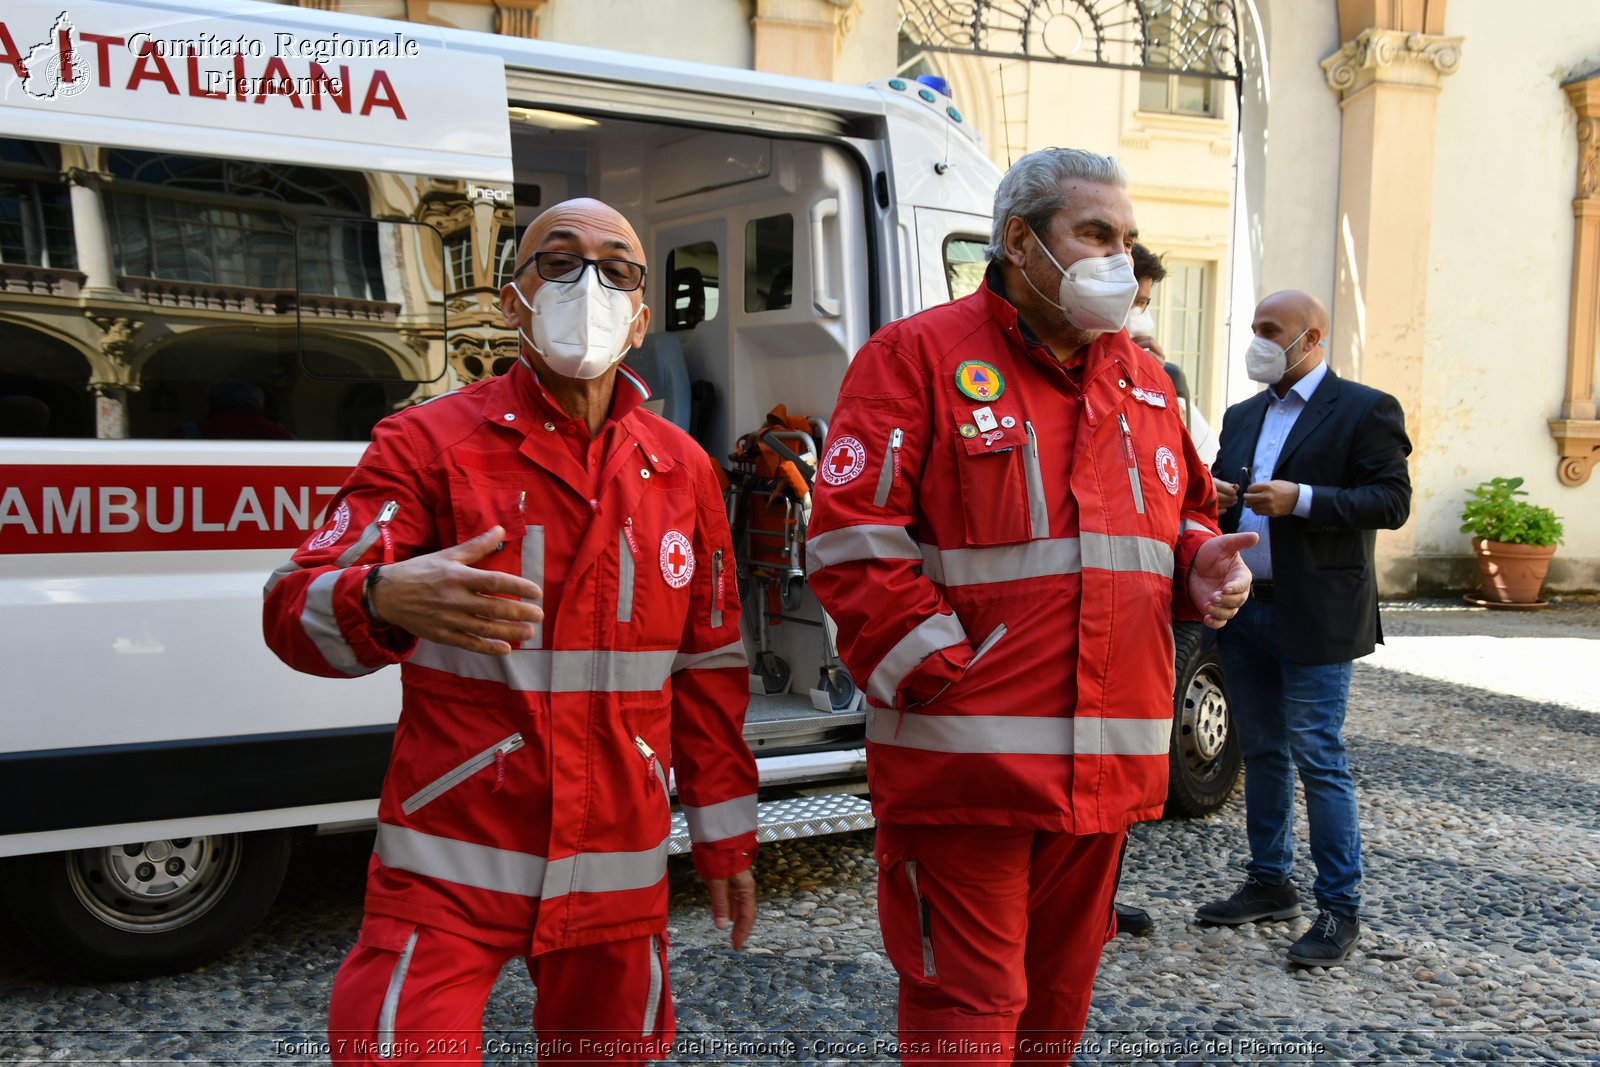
[1183,666,1229,765]
[66,834,242,933]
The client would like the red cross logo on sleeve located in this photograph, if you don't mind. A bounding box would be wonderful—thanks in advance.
[820,434,867,486]
[1156,445,1182,495]
[659,530,695,588]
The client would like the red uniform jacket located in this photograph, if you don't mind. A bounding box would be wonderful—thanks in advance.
[263,362,757,954]
[807,276,1219,834]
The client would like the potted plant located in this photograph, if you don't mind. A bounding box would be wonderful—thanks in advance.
[1458,476,1565,606]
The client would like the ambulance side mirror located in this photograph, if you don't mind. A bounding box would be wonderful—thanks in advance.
[294,216,449,385]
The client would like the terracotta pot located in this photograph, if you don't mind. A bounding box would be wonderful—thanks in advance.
[1471,538,1557,604]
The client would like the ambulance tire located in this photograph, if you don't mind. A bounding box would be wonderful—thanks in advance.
[1164,623,1241,818]
[0,830,291,978]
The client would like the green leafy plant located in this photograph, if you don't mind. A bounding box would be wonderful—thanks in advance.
[1459,476,1565,547]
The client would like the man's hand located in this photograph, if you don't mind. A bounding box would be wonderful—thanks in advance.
[1132,334,1167,361]
[1188,532,1258,629]
[1213,474,1240,511]
[706,868,757,950]
[1243,480,1300,518]
[366,527,543,654]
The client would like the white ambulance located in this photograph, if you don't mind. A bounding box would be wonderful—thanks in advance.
[0,0,1236,976]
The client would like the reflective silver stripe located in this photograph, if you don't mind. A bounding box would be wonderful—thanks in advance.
[672,640,748,674]
[401,734,524,816]
[264,558,300,597]
[301,570,378,677]
[681,793,758,842]
[866,612,968,706]
[866,708,1171,756]
[642,935,663,1038]
[374,823,670,898]
[540,841,670,901]
[377,929,419,1057]
[523,524,545,649]
[805,524,921,573]
[905,860,936,978]
[376,822,547,895]
[1023,421,1049,538]
[618,529,635,624]
[919,539,1081,586]
[1080,532,1174,576]
[409,643,677,692]
[1181,519,1212,535]
[337,518,384,568]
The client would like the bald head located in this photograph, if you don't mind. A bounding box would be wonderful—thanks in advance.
[1251,289,1328,391]
[514,197,644,269]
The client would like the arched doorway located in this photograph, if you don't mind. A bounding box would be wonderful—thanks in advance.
[0,321,95,438]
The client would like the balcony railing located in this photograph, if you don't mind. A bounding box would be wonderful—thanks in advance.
[0,263,86,298]
[119,277,401,322]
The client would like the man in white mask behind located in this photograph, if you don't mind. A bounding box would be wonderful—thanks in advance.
[808,148,1256,1062]
[265,198,758,1065]
[1198,290,1411,967]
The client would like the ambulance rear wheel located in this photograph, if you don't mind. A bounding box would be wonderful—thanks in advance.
[1164,623,1241,818]
[0,829,290,978]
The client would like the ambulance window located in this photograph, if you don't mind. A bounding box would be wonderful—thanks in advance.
[944,235,987,300]
[744,214,793,312]
[664,241,720,331]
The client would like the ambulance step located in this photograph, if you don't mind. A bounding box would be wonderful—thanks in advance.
[667,792,874,856]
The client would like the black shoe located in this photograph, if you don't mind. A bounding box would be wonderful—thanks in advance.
[1287,910,1360,966]
[1194,874,1301,925]
[1114,902,1154,937]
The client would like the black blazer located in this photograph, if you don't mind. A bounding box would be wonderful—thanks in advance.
[1213,368,1412,664]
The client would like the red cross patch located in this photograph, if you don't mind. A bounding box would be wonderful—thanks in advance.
[307,500,350,550]
[820,435,867,486]
[659,530,695,588]
[1156,446,1182,495]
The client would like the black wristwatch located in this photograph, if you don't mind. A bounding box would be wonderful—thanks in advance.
[362,565,387,625]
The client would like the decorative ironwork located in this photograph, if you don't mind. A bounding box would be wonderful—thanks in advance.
[899,0,1241,81]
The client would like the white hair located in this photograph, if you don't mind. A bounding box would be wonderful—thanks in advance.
[984,148,1128,261]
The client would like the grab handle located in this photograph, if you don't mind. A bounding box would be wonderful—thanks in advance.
[810,197,840,318]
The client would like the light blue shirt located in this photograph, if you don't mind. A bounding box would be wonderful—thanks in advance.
[1237,360,1326,580]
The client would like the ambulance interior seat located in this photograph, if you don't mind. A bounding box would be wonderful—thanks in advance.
[667,267,707,331]
[628,332,692,432]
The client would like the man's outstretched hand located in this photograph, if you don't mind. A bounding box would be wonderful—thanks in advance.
[366,527,543,653]
[1188,532,1258,629]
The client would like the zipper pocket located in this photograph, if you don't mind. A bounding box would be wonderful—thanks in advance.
[710,548,725,629]
[904,859,937,978]
[872,427,904,508]
[1021,422,1048,538]
[642,934,664,1037]
[635,735,668,793]
[334,499,399,567]
[1117,413,1146,515]
[618,520,638,623]
[401,733,525,815]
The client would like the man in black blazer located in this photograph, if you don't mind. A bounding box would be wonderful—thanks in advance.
[1195,290,1411,966]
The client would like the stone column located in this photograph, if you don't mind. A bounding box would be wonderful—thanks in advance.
[751,0,859,80]
[60,146,124,300]
[1551,74,1600,486]
[494,0,545,39]
[1321,23,1462,593]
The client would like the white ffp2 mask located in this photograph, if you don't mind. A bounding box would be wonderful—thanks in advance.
[1245,328,1313,384]
[1127,308,1157,338]
[1021,228,1139,334]
[510,265,643,380]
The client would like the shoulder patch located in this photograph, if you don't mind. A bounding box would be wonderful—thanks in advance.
[820,435,868,485]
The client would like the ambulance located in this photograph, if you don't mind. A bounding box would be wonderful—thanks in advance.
[0,0,1236,976]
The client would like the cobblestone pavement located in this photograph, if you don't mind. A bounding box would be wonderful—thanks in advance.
[1,600,1597,1065]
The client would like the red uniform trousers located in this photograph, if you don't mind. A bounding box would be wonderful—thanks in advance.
[327,915,672,1066]
[875,824,1125,1066]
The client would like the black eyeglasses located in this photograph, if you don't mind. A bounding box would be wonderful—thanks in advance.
[514,251,647,292]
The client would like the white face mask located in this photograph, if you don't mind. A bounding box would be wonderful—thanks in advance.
[1127,307,1157,338]
[510,264,644,380]
[1245,328,1314,384]
[1022,227,1140,333]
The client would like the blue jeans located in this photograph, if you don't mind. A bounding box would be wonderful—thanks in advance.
[1217,597,1362,916]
